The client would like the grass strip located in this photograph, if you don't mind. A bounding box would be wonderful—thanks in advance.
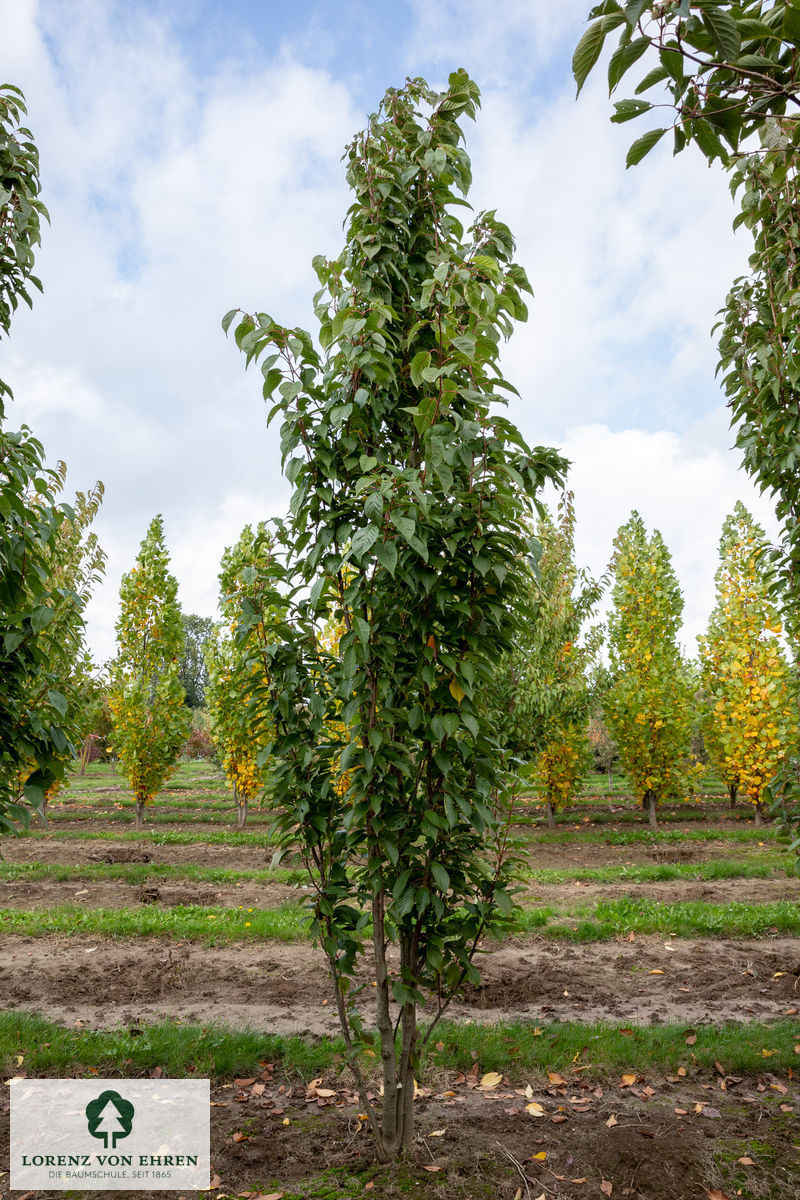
[1,855,782,890]
[520,897,800,940]
[0,861,309,886]
[526,856,785,885]
[0,902,310,943]
[2,1011,797,1081]
[19,827,272,846]
[2,896,799,944]
[43,810,273,828]
[531,827,778,846]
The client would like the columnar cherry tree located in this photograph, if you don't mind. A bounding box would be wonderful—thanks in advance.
[226,71,564,1159]
[698,503,799,823]
[604,512,693,829]
[205,524,275,828]
[108,517,189,829]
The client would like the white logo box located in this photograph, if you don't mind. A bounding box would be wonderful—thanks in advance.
[10,1079,210,1190]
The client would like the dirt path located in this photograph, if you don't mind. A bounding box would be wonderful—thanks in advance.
[2,933,798,1034]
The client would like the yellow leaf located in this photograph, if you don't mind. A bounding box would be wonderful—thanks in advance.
[525,1102,545,1117]
[620,1074,636,1087]
[606,1114,618,1127]
[428,1129,447,1137]
[449,679,465,704]
[480,1071,503,1089]
[649,969,665,975]
[531,1151,547,1160]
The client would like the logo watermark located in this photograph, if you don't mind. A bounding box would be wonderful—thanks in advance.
[10,1079,210,1190]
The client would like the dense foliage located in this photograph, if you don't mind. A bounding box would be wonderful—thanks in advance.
[226,70,565,1157]
[604,512,694,828]
[108,516,190,828]
[698,502,798,820]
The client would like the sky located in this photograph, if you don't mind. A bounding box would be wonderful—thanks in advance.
[0,0,783,663]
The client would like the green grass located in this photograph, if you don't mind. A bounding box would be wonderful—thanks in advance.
[531,826,778,846]
[0,902,310,943]
[3,895,798,944]
[0,860,310,886]
[2,1011,797,1081]
[520,896,800,940]
[19,826,272,846]
[526,855,785,885]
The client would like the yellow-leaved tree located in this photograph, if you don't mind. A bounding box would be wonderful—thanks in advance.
[205,524,275,828]
[698,502,798,825]
[108,516,190,828]
[604,512,693,829]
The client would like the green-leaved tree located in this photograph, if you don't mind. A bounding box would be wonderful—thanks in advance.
[604,512,693,828]
[109,517,190,828]
[225,70,565,1159]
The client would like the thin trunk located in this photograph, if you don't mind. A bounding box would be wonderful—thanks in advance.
[237,797,248,830]
[79,736,92,776]
[373,887,399,1160]
[754,800,763,827]
[397,934,418,1151]
[545,797,556,830]
[729,783,738,808]
[646,791,658,830]
[38,796,48,828]
[607,767,613,793]
[135,797,144,830]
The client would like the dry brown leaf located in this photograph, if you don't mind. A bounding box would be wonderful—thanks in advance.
[649,970,665,975]
[547,1072,567,1085]
[737,1157,755,1166]
[685,1033,697,1045]
[770,1081,788,1094]
[551,1114,568,1123]
[706,1191,732,1200]
[513,1190,522,1200]
[677,1067,687,1077]
[605,1114,618,1128]
[201,1174,221,1192]
[234,1078,257,1087]
[423,1165,441,1173]
[619,1074,636,1087]
[700,1106,722,1119]
[231,1132,248,1143]
[600,1181,613,1197]
[674,1108,688,1116]
[364,1184,374,1192]
[251,1083,265,1097]
[210,1102,228,1107]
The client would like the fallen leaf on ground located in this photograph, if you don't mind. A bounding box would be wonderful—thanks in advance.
[234,1078,256,1087]
[674,1108,688,1116]
[685,1034,697,1046]
[551,1114,568,1123]
[231,1132,248,1143]
[530,1151,547,1161]
[423,1165,441,1173]
[706,1191,732,1200]
[649,969,665,975]
[526,1102,545,1116]
[480,1071,503,1089]
[737,1157,755,1165]
[365,1184,374,1192]
[428,1129,446,1137]
[606,1115,618,1128]
[547,1072,567,1085]
[620,1074,636,1087]
[700,1106,722,1119]
[600,1181,613,1197]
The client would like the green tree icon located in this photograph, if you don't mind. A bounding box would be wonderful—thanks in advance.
[85,1090,134,1149]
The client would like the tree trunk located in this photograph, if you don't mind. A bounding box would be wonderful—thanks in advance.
[607,766,613,793]
[135,797,144,830]
[645,791,658,829]
[38,796,48,828]
[729,783,737,808]
[237,796,248,830]
[372,889,399,1160]
[754,800,763,827]
[545,798,556,830]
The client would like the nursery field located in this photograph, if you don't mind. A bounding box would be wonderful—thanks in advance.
[1,762,799,1200]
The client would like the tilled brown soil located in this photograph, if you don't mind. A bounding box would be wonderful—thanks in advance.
[2,932,799,1032]
[1,1060,799,1199]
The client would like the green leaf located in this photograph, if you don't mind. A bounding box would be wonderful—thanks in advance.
[608,36,650,94]
[430,862,450,891]
[351,526,379,558]
[625,126,666,167]
[47,689,67,717]
[221,308,239,334]
[611,98,653,123]
[410,349,431,387]
[702,7,742,60]
[573,19,609,95]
